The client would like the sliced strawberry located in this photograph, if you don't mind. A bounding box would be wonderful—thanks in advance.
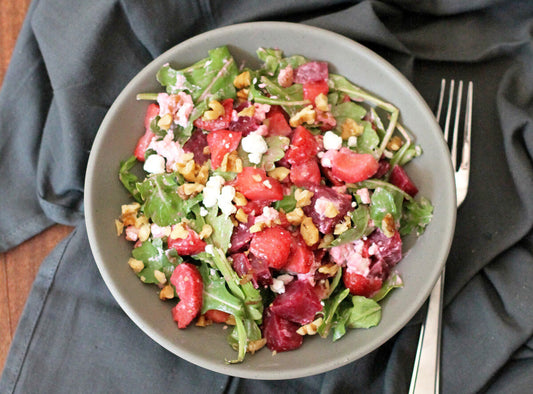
[231,167,283,201]
[303,80,329,105]
[204,309,231,323]
[389,164,419,196]
[330,148,379,183]
[193,98,234,132]
[290,158,321,187]
[266,106,292,136]
[249,226,292,270]
[167,225,206,256]
[343,270,383,298]
[134,103,159,161]
[206,129,242,169]
[283,234,315,274]
[285,126,320,165]
[170,263,203,328]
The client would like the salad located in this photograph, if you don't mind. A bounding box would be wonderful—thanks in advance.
[116,46,433,363]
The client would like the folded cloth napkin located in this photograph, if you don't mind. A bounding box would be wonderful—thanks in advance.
[1,0,533,392]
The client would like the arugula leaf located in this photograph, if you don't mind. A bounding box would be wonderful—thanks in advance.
[131,238,179,283]
[328,204,371,248]
[331,101,367,124]
[351,179,413,202]
[346,296,382,329]
[273,187,297,213]
[137,173,201,226]
[204,207,234,253]
[400,197,434,236]
[157,46,238,104]
[371,271,403,302]
[370,187,402,227]
[118,155,142,202]
[260,136,290,171]
[199,263,243,318]
[356,121,380,154]
[318,269,349,338]
[249,76,308,116]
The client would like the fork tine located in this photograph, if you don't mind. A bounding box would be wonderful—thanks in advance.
[451,80,464,168]
[460,81,473,171]
[443,79,455,144]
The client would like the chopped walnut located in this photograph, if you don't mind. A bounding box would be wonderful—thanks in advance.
[341,118,364,140]
[300,216,319,246]
[294,188,314,208]
[233,71,251,89]
[296,317,324,336]
[289,105,316,127]
[202,100,225,120]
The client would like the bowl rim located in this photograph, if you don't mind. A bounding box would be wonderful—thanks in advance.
[85,21,456,379]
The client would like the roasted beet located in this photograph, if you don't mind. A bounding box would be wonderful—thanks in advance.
[270,280,322,324]
[263,307,303,352]
[367,229,403,280]
[182,129,209,164]
[389,164,418,196]
[229,219,254,253]
[228,116,261,136]
[230,252,272,288]
[303,185,353,234]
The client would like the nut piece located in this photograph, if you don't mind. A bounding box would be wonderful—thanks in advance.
[381,212,396,238]
[333,215,352,235]
[220,151,243,173]
[238,105,255,117]
[233,191,248,207]
[314,93,329,112]
[198,224,213,240]
[318,262,339,276]
[300,216,319,246]
[128,258,144,274]
[138,223,151,242]
[318,233,334,248]
[157,113,173,130]
[247,338,267,355]
[115,219,124,236]
[121,202,141,226]
[235,208,249,223]
[202,100,225,120]
[294,188,314,208]
[236,88,249,103]
[233,71,251,89]
[170,223,189,240]
[386,135,404,151]
[159,284,175,300]
[286,207,305,226]
[267,167,290,182]
[289,105,316,127]
[154,269,167,285]
[323,202,340,219]
[341,118,364,140]
[296,317,324,336]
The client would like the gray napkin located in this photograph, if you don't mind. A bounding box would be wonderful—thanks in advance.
[1,0,533,393]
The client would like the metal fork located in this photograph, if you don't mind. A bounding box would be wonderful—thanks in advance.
[409,79,473,394]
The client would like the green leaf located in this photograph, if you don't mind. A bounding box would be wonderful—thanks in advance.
[204,207,234,253]
[346,296,382,329]
[249,76,308,116]
[400,197,434,236]
[356,121,380,154]
[137,173,201,226]
[118,155,142,202]
[369,187,402,227]
[331,101,367,124]
[328,204,370,248]
[157,46,238,104]
[260,136,290,171]
[273,187,297,213]
[131,238,179,283]
[371,271,403,302]
[318,285,350,338]
[199,263,244,318]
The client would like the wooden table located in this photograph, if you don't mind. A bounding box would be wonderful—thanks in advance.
[0,0,73,374]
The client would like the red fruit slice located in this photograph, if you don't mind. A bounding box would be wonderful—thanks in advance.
[343,270,383,298]
[290,157,321,187]
[204,309,231,323]
[270,280,322,324]
[283,234,315,274]
[249,226,292,270]
[170,263,203,328]
[285,126,320,165]
[266,106,292,136]
[330,148,379,183]
[389,164,419,196]
[167,226,206,256]
[206,129,242,169]
[263,308,303,352]
[303,80,329,105]
[134,103,159,161]
[231,167,283,201]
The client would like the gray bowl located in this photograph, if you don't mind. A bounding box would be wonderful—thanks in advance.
[85,22,456,380]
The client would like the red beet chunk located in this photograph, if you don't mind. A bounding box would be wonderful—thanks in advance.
[303,185,353,234]
[230,252,272,288]
[183,129,209,164]
[389,164,418,196]
[229,220,253,253]
[263,308,303,352]
[374,159,391,179]
[228,115,261,136]
[270,280,322,325]
[367,229,403,280]
[293,61,329,84]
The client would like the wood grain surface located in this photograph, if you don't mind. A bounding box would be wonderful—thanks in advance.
[0,0,73,374]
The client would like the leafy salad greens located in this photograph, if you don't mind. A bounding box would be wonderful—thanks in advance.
[116,45,433,363]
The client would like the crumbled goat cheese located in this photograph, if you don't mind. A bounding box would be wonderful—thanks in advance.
[323,131,343,150]
[241,132,268,164]
[203,175,225,208]
[143,154,166,174]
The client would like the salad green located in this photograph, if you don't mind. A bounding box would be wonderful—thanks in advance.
[116,46,433,363]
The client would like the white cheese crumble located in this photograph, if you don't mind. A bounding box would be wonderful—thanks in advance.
[241,132,268,164]
[143,154,166,174]
[347,136,358,147]
[323,131,343,150]
[218,185,237,216]
[203,175,225,208]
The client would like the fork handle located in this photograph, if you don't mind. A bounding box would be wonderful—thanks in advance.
[409,269,445,394]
